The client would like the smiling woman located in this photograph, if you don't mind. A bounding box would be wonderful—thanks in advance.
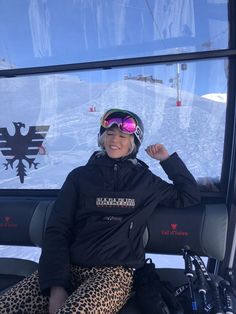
[98,109,144,157]
[102,127,134,159]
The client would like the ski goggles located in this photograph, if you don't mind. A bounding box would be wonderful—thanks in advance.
[101,109,143,143]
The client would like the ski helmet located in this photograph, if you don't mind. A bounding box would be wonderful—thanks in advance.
[99,108,144,150]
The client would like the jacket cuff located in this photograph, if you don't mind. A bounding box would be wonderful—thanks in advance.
[160,152,190,175]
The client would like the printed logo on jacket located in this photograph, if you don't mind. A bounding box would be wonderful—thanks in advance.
[96,197,135,208]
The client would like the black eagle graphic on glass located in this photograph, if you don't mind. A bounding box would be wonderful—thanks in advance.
[0,122,50,183]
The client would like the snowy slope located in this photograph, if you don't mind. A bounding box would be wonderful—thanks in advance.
[0,75,226,188]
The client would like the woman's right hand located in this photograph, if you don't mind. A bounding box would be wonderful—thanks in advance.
[49,286,68,314]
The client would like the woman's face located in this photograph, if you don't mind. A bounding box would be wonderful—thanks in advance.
[103,126,133,159]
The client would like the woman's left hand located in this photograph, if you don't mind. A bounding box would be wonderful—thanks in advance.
[145,144,170,161]
[49,286,68,314]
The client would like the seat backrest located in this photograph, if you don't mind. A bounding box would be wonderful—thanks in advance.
[0,201,228,261]
[145,203,228,261]
[0,199,53,247]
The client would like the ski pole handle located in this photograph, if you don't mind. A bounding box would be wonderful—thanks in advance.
[183,250,194,277]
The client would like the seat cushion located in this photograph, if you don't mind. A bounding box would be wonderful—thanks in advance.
[0,274,25,295]
[0,257,38,294]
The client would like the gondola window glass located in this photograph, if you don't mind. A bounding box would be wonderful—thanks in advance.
[0,0,229,69]
[0,58,227,190]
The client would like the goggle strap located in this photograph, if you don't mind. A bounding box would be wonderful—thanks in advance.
[101,109,125,123]
[134,125,143,143]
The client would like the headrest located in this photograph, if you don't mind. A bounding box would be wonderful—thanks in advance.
[29,201,54,246]
[145,203,228,261]
[0,200,53,247]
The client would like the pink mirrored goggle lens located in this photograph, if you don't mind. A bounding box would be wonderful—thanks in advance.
[102,116,137,134]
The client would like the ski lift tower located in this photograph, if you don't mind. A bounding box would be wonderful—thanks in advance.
[176,62,188,106]
[176,63,182,106]
[168,62,187,106]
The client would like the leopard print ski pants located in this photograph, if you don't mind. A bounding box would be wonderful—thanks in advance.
[0,265,133,314]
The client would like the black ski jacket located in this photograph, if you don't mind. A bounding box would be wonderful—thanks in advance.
[39,151,201,295]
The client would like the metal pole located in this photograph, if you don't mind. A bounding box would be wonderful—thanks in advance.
[176,63,181,106]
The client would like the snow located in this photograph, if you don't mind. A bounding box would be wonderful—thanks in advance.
[202,93,227,103]
[0,74,225,268]
[0,245,41,262]
[0,245,191,269]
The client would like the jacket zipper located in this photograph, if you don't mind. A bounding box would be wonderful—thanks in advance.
[129,221,133,231]
[114,163,118,190]
[128,221,136,256]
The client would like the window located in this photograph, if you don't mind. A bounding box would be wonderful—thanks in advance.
[0,0,234,271]
[0,58,227,190]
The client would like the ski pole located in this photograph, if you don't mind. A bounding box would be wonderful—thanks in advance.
[189,252,224,314]
[183,248,198,312]
[225,268,236,297]
[193,259,212,312]
[209,280,224,314]
[219,280,234,314]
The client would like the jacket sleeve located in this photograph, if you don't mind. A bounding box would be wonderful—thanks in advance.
[155,152,201,207]
[38,171,78,296]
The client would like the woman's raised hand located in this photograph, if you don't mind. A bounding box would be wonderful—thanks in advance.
[145,144,170,161]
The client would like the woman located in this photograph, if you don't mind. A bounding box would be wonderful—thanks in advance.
[0,108,200,313]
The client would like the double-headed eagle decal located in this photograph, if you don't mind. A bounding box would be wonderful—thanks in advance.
[0,122,50,183]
